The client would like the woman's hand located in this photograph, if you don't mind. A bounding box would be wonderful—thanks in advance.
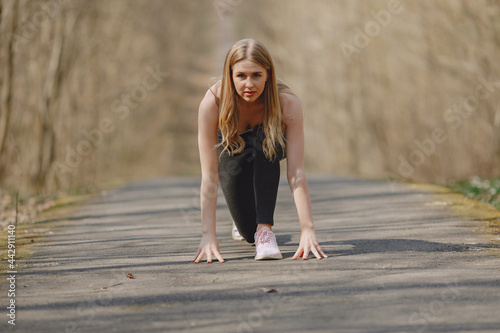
[191,233,225,263]
[292,228,328,260]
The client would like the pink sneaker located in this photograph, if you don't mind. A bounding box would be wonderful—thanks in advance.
[254,226,282,260]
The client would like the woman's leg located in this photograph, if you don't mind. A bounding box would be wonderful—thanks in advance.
[218,127,283,243]
[253,144,281,227]
[218,149,259,243]
[252,127,285,228]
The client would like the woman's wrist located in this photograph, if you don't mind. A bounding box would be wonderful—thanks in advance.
[201,222,217,236]
[299,221,315,232]
[201,226,216,235]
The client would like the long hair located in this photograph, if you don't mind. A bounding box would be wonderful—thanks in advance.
[214,38,290,161]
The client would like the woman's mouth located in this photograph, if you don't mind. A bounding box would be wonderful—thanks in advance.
[244,91,256,97]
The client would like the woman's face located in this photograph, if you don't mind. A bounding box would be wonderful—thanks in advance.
[231,59,268,104]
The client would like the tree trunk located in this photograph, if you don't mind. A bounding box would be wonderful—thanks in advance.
[35,15,65,190]
[0,0,18,179]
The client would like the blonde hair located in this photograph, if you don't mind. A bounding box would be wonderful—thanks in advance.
[214,38,291,161]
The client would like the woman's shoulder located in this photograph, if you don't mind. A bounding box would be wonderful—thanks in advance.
[279,91,302,118]
[200,80,221,108]
[199,83,221,124]
[209,80,222,101]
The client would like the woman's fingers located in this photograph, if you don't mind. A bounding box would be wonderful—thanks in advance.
[191,234,225,263]
[191,246,224,264]
[194,251,206,263]
[192,247,210,264]
[302,247,310,260]
[292,247,303,260]
[206,245,225,263]
[308,243,329,260]
[214,251,225,263]
[311,246,322,260]
[293,239,328,260]
[190,249,202,263]
[312,242,328,259]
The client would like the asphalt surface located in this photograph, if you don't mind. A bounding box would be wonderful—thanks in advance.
[2,175,500,333]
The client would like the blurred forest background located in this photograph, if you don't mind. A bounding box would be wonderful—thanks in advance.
[1,0,500,198]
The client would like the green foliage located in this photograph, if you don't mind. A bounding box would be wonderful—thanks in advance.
[449,177,500,210]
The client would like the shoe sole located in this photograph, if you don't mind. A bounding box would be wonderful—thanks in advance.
[255,253,283,260]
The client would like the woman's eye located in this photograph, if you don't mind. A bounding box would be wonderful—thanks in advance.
[253,74,261,78]
[237,74,245,78]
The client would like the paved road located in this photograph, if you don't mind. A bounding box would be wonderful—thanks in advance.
[2,175,500,332]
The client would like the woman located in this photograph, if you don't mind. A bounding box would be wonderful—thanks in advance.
[192,38,327,263]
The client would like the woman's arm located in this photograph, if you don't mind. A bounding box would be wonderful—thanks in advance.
[191,89,224,263]
[282,93,328,260]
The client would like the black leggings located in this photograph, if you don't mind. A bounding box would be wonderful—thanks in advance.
[217,124,286,243]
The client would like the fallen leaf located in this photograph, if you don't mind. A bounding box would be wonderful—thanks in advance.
[126,273,135,279]
[259,287,277,293]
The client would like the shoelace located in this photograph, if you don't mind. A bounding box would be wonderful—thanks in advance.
[257,229,272,244]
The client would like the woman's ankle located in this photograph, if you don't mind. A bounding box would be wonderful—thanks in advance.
[257,223,273,232]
